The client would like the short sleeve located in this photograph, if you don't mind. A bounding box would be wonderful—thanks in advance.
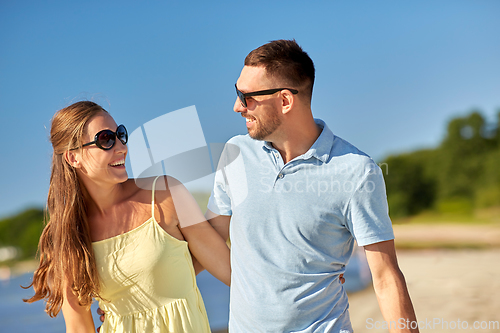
[345,164,394,246]
[207,142,236,216]
[207,166,232,216]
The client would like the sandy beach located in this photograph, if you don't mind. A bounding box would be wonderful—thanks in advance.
[5,223,499,333]
[216,224,500,333]
[349,249,500,332]
[348,223,500,333]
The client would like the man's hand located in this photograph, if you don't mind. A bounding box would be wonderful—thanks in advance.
[96,307,105,333]
[339,273,345,284]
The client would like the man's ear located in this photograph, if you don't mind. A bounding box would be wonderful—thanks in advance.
[281,89,295,115]
[64,150,81,168]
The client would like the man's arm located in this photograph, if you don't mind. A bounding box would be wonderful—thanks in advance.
[364,240,419,333]
[191,255,205,275]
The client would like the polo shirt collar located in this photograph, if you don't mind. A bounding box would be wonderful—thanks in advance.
[262,118,334,163]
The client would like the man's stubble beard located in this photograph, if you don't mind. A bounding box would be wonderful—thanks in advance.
[248,106,282,141]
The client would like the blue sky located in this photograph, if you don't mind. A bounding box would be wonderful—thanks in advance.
[1,0,499,218]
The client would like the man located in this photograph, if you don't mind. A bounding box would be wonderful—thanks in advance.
[206,39,419,332]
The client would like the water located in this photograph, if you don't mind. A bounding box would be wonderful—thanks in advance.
[1,273,67,332]
[0,271,229,332]
[0,249,369,332]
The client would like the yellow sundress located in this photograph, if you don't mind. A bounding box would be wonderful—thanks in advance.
[92,176,212,332]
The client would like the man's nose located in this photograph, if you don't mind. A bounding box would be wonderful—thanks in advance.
[234,98,245,113]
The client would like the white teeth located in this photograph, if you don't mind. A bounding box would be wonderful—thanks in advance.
[110,159,125,166]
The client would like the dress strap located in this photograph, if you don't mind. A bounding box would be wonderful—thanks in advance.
[151,175,162,218]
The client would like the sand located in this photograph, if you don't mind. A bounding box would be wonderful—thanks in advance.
[347,223,500,333]
[392,223,500,249]
[8,224,500,333]
[217,224,500,332]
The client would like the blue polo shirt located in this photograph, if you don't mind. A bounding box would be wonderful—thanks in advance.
[207,119,394,333]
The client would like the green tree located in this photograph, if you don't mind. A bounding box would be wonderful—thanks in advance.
[383,109,500,218]
[438,112,496,202]
[0,207,44,260]
[384,151,436,218]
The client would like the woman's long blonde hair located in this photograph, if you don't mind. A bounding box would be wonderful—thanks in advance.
[24,101,106,317]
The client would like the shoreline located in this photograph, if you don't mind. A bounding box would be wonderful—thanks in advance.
[0,259,38,280]
[392,223,500,249]
[4,222,499,278]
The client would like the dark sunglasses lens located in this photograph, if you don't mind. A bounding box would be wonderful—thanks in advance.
[97,130,115,149]
[237,90,246,107]
[116,125,128,145]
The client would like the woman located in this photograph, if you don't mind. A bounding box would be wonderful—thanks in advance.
[24,101,230,332]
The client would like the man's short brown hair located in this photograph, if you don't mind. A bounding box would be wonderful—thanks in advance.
[245,39,315,102]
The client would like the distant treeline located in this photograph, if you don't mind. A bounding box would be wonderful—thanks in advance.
[382,110,500,218]
[0,208,44,261]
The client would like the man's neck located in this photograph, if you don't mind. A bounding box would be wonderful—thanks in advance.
[270,116,321,164]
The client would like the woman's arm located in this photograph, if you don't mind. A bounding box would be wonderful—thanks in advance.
[61,281,96,333]
[182,221,231,285]
[166,177,231,286]
[191,254,205,275]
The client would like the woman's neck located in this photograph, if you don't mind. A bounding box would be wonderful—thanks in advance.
[79,177,126,217]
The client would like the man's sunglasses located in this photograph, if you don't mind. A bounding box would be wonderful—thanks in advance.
[235,84,298,108]
[73,124,128,151]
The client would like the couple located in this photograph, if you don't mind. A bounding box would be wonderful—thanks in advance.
[26,40,418,332]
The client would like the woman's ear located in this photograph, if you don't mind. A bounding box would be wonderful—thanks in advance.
[64,150,81,168]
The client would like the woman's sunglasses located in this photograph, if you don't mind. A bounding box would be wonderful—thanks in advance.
[73,124,128,151]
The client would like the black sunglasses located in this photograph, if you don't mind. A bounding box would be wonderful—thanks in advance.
[74,124,128,151]
[235,84,298,108]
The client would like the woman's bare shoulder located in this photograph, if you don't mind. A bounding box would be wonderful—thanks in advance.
[122,176,185,204]
[120,177,157,203]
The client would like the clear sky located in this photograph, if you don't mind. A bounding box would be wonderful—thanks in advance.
[1,0,499,218]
